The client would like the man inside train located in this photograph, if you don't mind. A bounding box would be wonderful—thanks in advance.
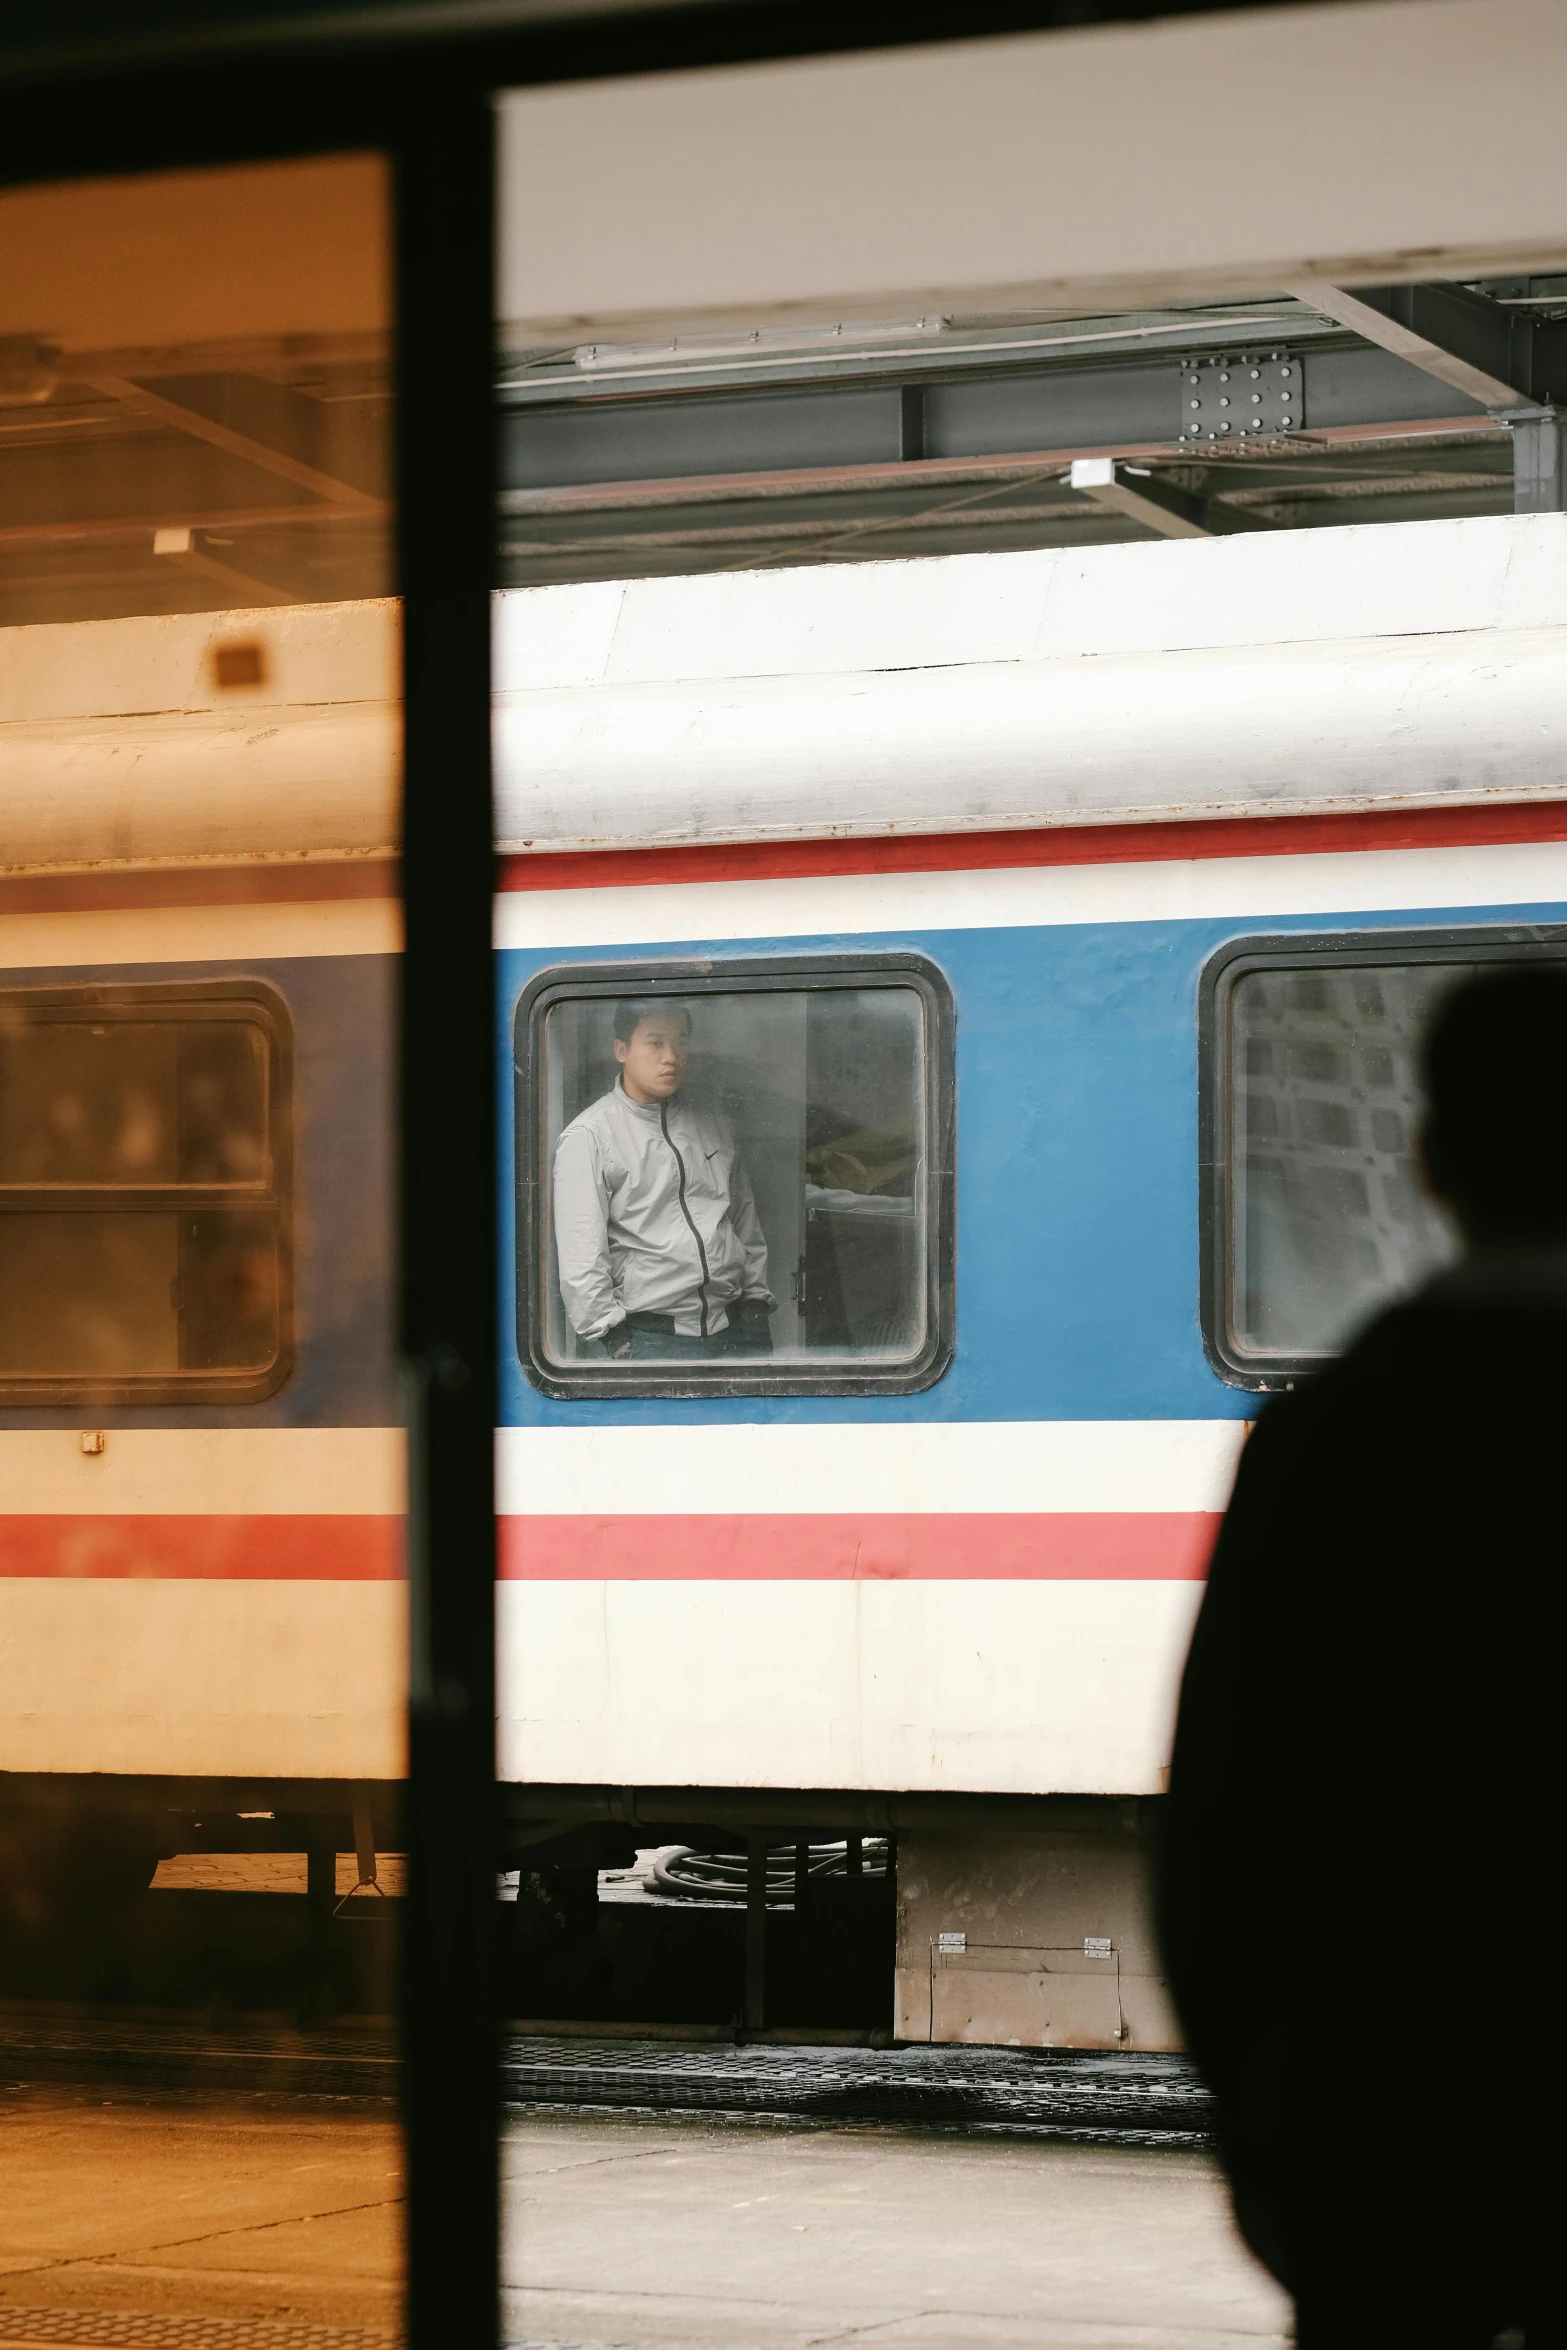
[551,996,776,1361]
[1158,964,1559,2348]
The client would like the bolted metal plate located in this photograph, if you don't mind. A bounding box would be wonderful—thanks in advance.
[1177,350,1303,443]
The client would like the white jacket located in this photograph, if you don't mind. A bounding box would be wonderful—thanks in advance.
[552,1081,773,1342]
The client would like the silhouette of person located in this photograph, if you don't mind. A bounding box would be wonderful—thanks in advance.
[1160,962,1562,2350]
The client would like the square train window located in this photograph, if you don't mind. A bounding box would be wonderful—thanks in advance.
[0,980,293,1403]
[515,958,953,1395]
[1202,930,1565,1386]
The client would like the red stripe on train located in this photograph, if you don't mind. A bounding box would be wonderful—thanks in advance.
[496,1512,1219,1581]
[0,1517,404,1579]
[496,800,1567,895]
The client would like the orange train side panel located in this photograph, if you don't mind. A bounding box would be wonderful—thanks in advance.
[0,1578,408,1781]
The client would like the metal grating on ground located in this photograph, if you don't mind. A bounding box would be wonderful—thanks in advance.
[0,2019,397,2101]
[0,2314,395,2349]
[0,2018,1213,2142]
[501,2036,1214,2145]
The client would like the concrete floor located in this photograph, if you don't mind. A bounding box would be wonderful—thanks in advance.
[0,2090,1292,2349]
[503,2110,1293,2350]
[0,2086,403,2338]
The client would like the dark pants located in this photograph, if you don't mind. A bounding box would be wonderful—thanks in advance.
[622,1312,771,1361]
[1254,2134,1539,2350]
[1296,2266,1533,2350]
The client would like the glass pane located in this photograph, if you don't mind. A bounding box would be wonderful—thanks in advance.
[0,1210,183,1374]
[538,983,926,1369]
[495,43,1567,2350]
[0,155,403,2345]
[0,991,285,1391]
[1231,960,1467,1356]
[0,1009,268,1187]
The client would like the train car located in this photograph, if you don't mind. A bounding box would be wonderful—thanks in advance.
[0,599,405,1913]
[491,508,1567,2045]
[5,510,1567,2039]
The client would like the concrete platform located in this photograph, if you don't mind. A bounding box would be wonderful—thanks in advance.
[0,2086,402,2345]
[0,2084,1287,2350]
[504,2109,1291,2350]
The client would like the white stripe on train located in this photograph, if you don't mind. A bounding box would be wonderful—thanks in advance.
[0,1427,405,1514]
[492,837,1567,952]
[0,895,400,971]
[495,1420,1246,1515]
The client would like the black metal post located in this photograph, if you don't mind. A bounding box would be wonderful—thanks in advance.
[305,1824,338,1924]
[396,75,499,2350]
[303,1822,338,2017]
[745,1836,768,2034]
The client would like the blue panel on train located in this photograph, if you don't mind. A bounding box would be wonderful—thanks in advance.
[497,894,1567,1427]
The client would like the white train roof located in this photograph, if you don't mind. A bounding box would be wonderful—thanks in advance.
[4,517,1567,874]
[0,597,399,877]
[493,514,1567,853]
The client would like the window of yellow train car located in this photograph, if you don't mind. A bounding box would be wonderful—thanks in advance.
[0,979,291,1400]
[515,956,953,1396]
[1202,927,1567,1386]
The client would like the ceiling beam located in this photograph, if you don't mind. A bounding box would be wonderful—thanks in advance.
[1283,279,1531,408]
[151,525,296,604]
[1069,456,1209,537]
[1067,455,1270,538]
[496,421,1502,526]
[83,372,388,515]
[0,503,372,551]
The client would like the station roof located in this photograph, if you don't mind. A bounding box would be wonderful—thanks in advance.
[1,273,1563,625]
[0,0,1336,85]
[496,286,1561,586]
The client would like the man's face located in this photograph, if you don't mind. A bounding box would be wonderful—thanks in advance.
[615,1014,689,1103]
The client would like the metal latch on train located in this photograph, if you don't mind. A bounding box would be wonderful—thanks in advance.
[1178,351,1303,441]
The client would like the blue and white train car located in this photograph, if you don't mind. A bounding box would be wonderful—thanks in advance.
[493,513,1567,2046]
[4,516,1566,2040]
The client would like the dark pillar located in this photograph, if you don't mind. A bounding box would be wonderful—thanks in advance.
[306,1829,337,1924]
[303,1822,339,2019]
[744,1836,768,2033]
[397,78,499,2350]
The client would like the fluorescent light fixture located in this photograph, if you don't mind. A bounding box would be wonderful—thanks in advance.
[573,316,948,372]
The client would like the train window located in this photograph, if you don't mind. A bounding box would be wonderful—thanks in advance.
[0,982,291,1400]
[515,956,953,1395]
[1202,929,1566,1386]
